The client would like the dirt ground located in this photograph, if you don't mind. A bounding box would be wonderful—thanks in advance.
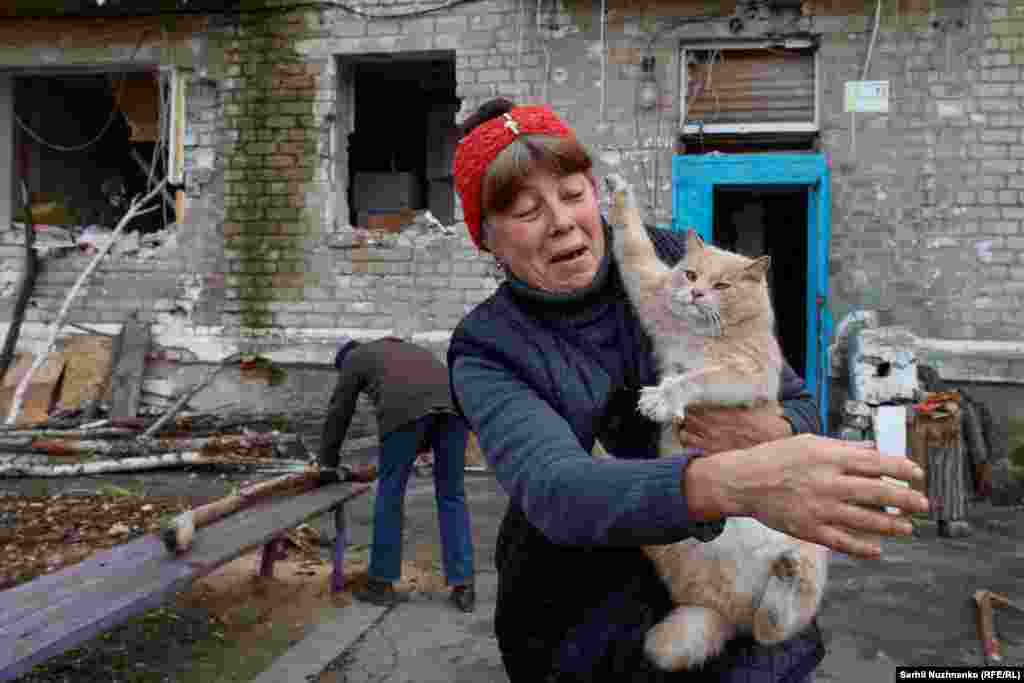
[3,489,450,683]
[0,491,198,591]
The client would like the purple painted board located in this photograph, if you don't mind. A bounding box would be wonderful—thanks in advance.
[0,482,369,682]
[332,505,347,593]
[0,535,171,630]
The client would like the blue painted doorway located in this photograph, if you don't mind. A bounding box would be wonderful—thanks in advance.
[672,153,832,429]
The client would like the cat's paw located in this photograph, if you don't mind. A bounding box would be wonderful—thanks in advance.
[604,173,636,230]
[638,385,678,423]
[753,550,826,645]
[645,606,731,671]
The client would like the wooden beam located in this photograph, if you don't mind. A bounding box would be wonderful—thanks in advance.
[109,315,150,420]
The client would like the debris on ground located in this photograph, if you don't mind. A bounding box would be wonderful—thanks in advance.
[0,492,198,590]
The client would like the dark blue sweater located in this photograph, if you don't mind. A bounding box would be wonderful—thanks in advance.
[447,226,824,681]
[448,226,819,548]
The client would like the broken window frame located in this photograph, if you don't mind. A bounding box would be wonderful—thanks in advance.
[679,39,820,136]
[7,64,183,234]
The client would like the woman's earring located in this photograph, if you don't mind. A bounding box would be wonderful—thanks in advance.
[491,258,508,280]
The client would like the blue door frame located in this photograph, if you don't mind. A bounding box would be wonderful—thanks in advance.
[672,153,833,430]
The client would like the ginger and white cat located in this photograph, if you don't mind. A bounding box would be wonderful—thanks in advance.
[604,174,829,672]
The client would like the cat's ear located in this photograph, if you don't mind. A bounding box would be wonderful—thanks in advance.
[742,255,771,281]
[686,230,706,252]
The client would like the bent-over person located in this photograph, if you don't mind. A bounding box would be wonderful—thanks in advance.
[319,336,476,612]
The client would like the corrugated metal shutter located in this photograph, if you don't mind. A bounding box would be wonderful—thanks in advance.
[684,47,815,127]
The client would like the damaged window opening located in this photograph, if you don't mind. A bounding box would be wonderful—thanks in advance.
[338,52,458,232]
[12,70,178,248]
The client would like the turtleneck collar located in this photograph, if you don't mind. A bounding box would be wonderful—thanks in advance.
[504,220,616,309]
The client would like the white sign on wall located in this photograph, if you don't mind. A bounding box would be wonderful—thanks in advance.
[844,80,890,113]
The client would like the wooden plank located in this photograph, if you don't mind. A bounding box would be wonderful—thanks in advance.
[0,352,65,426]
[909,407,967,522]
[110,316,150,419]
[0,483,370,682]
[58,335,115,410]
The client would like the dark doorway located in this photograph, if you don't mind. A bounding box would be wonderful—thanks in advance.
[346,54,458,228]
[713,186,808,377]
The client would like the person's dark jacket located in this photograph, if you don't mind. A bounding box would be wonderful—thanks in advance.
[447,225,824,682]
[319,338,454,468]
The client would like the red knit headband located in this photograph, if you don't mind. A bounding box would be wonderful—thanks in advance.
[453,105,575,250]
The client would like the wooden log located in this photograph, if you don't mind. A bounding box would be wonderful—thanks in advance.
[161,470,324,555]
[0,452,313,477]
[910,400,967,524]
[974,590,1013,665]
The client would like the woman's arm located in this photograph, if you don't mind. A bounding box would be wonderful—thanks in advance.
[452,353,724,548]
[684,434,929,558]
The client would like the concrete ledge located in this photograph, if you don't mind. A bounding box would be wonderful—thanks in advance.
[0,322,455,365]
[250,602,388,683]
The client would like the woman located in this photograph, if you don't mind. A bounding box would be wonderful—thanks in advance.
[446,98,927,682]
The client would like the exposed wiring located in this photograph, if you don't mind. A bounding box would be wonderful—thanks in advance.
[645,15,724,52]
[536,0,553,104]
[861,0,882,81]
[13,29,151,154]
[851,0,882,161]
[14,82,125,153]
[684,48,720,127]
[321,0,485,20]
[514,0,524,97]
[650,46,676,221]
[6,0,490,21]
[149,56,171,192]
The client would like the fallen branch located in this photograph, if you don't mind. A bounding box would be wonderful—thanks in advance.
[973,589,1018,665]
[0,453,51,466]
[5,178,168,426]
[0,179,39,383]
[161,469,323,554]
[139,351,244,440]
[161,462,378,555]
[31,432,300,458]
[0,451,314,478]
[0,428,142,441]
[66,322,117,338]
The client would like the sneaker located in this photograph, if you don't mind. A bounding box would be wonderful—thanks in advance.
[353,578,408,607]
[450,583,476,613]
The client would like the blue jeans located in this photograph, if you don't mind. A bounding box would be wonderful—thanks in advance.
[369,412,475,587]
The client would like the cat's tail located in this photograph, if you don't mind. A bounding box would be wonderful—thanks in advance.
[752,547,828,645]
[644,605,734,671]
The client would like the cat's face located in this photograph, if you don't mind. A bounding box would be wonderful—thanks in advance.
[666,231,772,334]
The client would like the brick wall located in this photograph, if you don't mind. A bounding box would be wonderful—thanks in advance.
[0,0,1023,389]
[814,0,1024,387]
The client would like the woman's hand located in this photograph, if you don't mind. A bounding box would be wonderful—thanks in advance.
[677,406,792,454]
[684,434,929,559]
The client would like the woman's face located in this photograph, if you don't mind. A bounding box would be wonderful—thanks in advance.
[485,169,606,294]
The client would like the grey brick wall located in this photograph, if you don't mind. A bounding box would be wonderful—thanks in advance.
[1,0,1022,390]
[822,1,1024,371]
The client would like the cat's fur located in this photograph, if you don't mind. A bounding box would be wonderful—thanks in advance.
[604,173,829,672]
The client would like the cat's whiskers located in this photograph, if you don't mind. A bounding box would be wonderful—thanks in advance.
[693,303,723,337]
